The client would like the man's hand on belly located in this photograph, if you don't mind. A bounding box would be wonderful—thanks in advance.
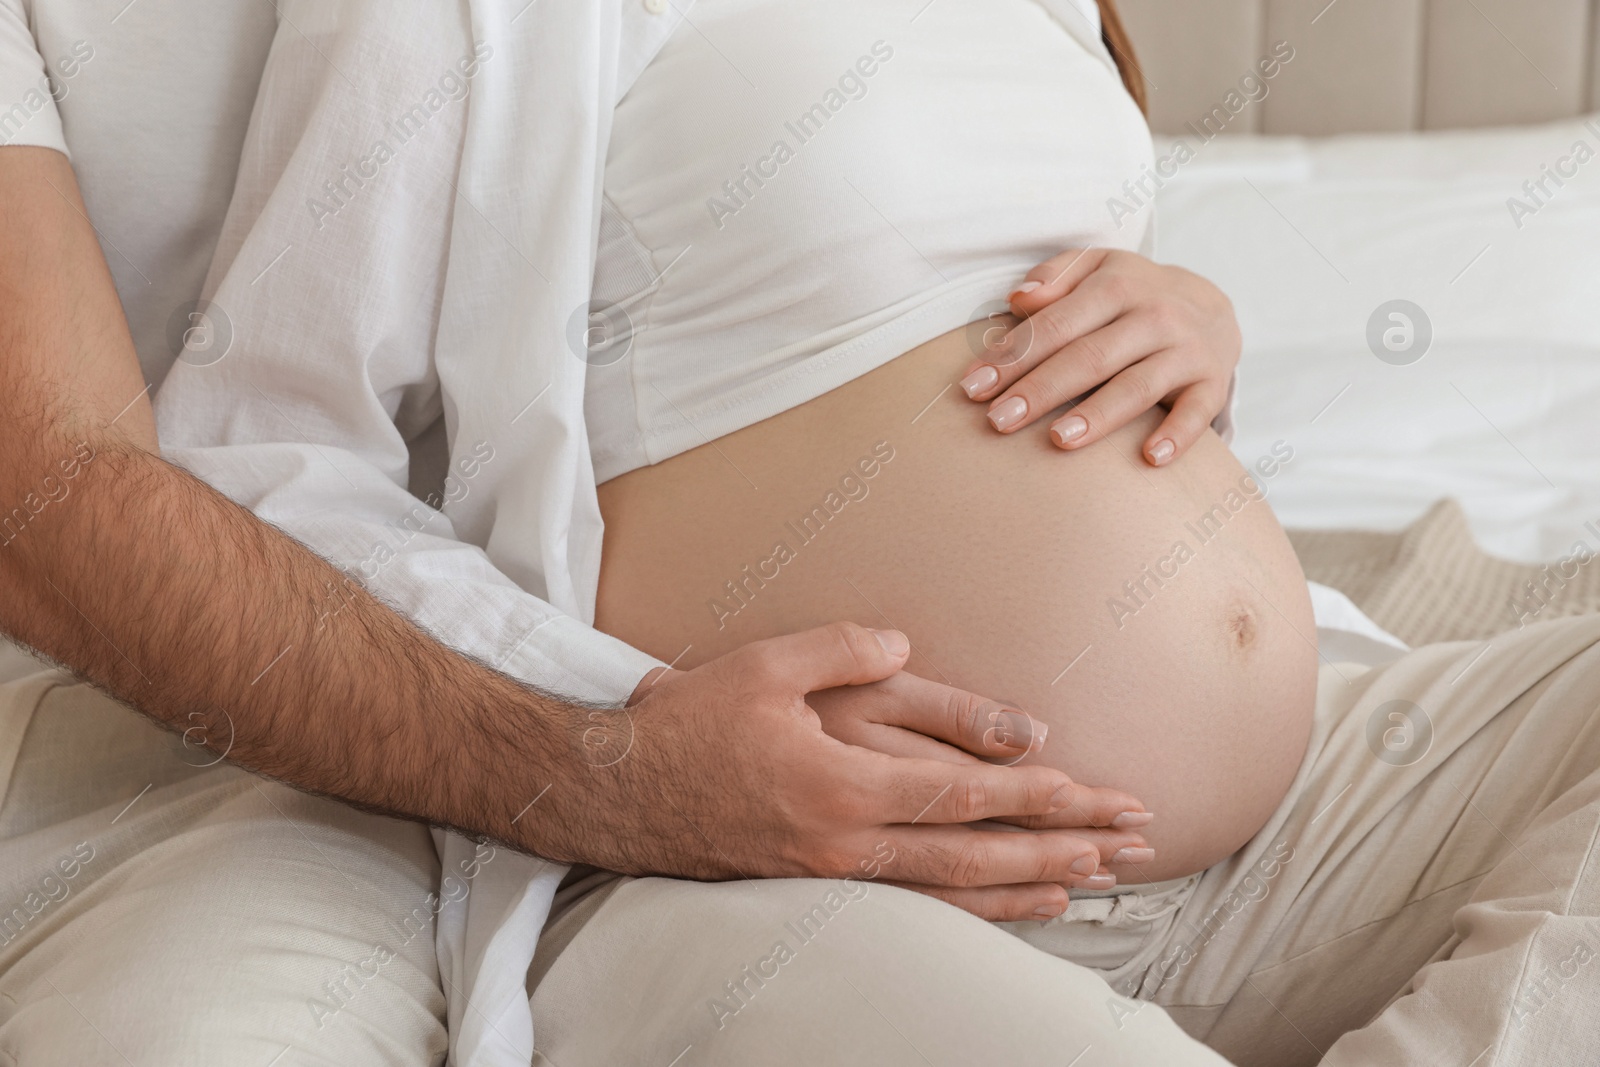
[529,622,1151,923]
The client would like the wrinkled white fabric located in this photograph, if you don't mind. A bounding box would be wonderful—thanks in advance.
[0,0,278,390]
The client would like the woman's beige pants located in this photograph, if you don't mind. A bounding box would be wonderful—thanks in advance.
[5,613,1600,1065]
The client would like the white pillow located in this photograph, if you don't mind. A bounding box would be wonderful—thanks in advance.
[1152,115,1600,563]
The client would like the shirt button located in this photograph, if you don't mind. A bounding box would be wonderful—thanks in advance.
[644,0,667,12]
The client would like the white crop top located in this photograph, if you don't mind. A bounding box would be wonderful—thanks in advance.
[584,0,1153,482]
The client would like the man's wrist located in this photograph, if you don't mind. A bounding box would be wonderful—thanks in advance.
[412,655,594,857]
[628,666,677,707]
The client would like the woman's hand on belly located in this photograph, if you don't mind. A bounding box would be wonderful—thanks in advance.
[959,248,1241,467]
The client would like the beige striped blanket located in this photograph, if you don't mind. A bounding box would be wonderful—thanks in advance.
[1289,499,1600,647]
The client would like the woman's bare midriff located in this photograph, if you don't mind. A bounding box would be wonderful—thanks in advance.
[595,325,1318,881]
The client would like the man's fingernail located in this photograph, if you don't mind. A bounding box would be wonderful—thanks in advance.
[1070,854,1099,877]
[959,365,1000,398]
[988,396,1028,432]
[1010,280,1043,300]
[1112,847,1156,865]
[991,709,1036,748]
[1148,439,1176,465]
[1051,415,1087,446]
[1111,811,1155,829]
[871,629,910,657]
[1032,900,1066,921]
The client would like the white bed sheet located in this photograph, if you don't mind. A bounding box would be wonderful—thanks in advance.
[1154,115,1600,566]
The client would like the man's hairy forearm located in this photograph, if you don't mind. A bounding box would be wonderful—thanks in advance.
[0,147,583,851]
[0,435,579,849]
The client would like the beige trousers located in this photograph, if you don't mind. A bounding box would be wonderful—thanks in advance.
[529,614,1600,1066]
[0,671,449,1066]
[1141,612,1600,1066]
[8,613,1600,1065]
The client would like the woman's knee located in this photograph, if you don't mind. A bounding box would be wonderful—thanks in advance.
[531,876,1225,1065]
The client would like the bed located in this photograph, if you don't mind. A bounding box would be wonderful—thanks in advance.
[1118,0,1600,650]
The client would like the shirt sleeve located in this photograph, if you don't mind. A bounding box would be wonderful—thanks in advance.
[0,0,67,154]
[155,11,665,705]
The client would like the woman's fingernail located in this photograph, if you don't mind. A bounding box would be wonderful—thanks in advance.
[988,396,1028,432]
[1081,873,1118,891]
[1112,847,1156,865]
[1148,439,1176,465]
[960,365,1000,398]
[1010,280,1043,300]
[1032,901,1066,921]
[1111,811,1155,829]
[1051,415,1087,446]
[870,628,910,657]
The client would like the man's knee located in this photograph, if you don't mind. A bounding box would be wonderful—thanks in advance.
[0,780,448,1066]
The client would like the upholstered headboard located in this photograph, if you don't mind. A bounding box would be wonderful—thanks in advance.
[1116,0,1600,134]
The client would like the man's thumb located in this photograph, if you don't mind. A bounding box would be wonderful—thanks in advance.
[730,621,910,695]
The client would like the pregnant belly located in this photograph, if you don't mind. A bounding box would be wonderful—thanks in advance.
[595,326,1317,880]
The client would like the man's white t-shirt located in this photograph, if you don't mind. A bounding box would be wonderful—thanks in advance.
[0,0,277,390]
